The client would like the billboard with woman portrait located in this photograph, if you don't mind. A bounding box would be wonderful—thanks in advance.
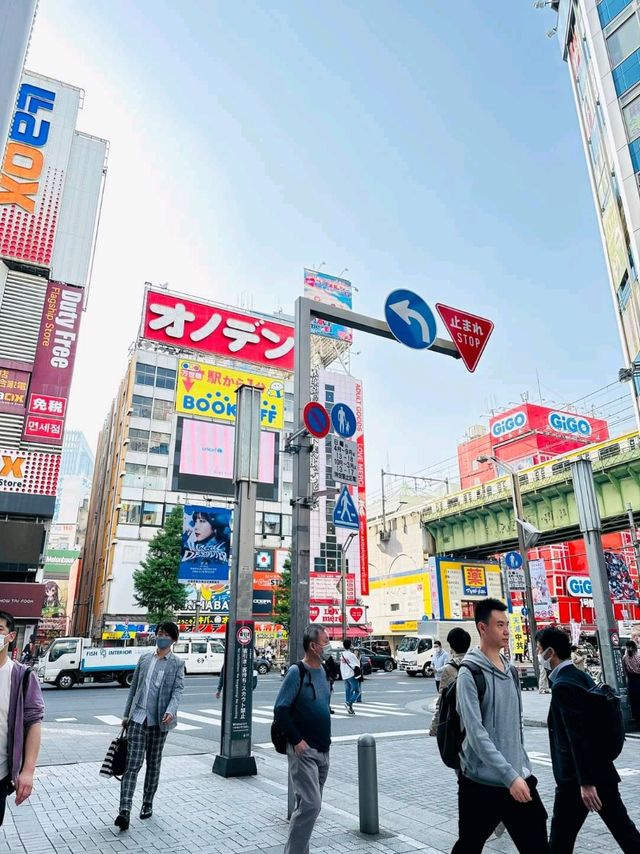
[178,505,232,583]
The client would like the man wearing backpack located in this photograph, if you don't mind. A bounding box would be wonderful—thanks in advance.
[274,624,331,854]
[453,598,550,853]
[429,627,470,736]
[537,627,640,853]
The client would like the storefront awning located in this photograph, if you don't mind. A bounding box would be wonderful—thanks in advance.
[326,625,370,639]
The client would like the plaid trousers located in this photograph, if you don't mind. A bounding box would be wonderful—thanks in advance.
[119,721,168,812]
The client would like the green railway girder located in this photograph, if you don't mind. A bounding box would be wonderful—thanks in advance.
[424,451,640,560]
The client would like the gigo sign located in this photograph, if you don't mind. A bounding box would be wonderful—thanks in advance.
[491,411,526,438]
[548,412,592,437]
[567,576,593,598]
[0,84,56,213]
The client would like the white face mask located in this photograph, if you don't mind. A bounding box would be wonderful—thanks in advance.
[538,651,553,671]
[0,636,4,651]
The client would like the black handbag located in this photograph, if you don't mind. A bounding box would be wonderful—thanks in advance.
[99,728,128,780]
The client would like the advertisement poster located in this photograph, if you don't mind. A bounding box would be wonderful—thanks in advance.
[179,505,231,583]
[0,366,29,414]
[509,613,525,656]
[530,558,554,619]
[175,360,285,428]
[304,268,353,342]
[179,420,275,483]
[462,565,488,597]
[605,550,638,603]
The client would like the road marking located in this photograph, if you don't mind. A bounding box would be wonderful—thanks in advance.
[178,711,222,727]
[95,715,123,726]
[55,717,77,722]
[255,728,429,749]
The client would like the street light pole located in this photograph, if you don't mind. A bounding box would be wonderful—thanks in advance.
[478,455,539,679]
[509,470,540,680]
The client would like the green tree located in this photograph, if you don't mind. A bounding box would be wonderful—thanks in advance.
[273,552,291,630]
[133,505,187,624]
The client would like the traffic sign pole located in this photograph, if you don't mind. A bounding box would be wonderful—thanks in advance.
[290,297,459,665]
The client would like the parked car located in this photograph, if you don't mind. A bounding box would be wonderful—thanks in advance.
[255,655,272,675]
[359,645,396,673]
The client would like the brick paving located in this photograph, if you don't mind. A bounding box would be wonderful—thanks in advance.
[2,692,639,853]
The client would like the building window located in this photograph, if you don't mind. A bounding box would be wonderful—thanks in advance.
[149,431,170,455]
[155,367,176,390]
[141,502,164,526]
[282,514,292,537]
[607,13,640,68]
[623,95,640,141]
[599,1,634,30]
[131,394,152,419]
[129,428,150,453]
[135,363,156,386]
[144,466,167,489]
[152,398,173,421]
[123,463,145,486]
[263,513,281,536]
[120,501,141,525]
[390,603,399,612]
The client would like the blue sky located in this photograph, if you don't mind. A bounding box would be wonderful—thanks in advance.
[27,1,634,490]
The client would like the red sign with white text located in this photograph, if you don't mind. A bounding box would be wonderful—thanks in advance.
[23,414,65,441]
[142,290,295,372]
[436,304,494,373]
[0,366,29,413]
[23,281,84,445]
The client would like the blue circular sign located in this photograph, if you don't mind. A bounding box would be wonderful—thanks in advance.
[505,551,523,570]
[384,289,437,350]
[331,402,356,438]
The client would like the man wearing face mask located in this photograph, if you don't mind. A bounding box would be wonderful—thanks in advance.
[537,627,640,852]
[115,621,185,831]
[274,624,332,854]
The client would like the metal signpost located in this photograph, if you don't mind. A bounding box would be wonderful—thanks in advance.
[571,458,630,723]
[290,294,461,662]
[213,384,262,777]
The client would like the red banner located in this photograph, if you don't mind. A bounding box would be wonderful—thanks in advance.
[142,289,294,372]
[23,281,83,445]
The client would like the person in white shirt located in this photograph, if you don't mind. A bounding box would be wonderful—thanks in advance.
[339,639,361,715]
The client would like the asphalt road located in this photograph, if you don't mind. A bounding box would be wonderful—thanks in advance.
[42,669,436,746]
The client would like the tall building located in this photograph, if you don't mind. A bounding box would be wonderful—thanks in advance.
[76,283,369,646]
[0,66,107,649]
[59,430,94,480]
[548,1,640,420]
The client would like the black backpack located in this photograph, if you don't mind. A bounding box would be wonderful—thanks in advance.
[569,681,624,762]
[271,662,305,754]
[437,661,519,770]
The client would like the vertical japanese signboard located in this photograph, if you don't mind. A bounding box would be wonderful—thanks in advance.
[23,281,84,445]
[230,620,254,745]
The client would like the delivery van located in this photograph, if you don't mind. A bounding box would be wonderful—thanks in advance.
[36,637,147,689]
[395,620,480,677]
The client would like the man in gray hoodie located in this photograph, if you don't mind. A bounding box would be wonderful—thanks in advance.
[453,598,550,853]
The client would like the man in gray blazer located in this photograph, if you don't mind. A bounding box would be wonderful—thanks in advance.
[114,621,185,831]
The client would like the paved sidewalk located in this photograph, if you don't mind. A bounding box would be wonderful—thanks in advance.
[3,726,640,854]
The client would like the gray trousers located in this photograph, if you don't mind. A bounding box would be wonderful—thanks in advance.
[119,721,167,813]
[285,745,330,854]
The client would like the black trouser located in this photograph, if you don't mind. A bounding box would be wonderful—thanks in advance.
[0,776,10,826]
[550,782,640,853]
[452,773,550,853]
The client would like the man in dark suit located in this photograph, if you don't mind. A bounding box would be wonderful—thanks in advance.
[537,627,640,853]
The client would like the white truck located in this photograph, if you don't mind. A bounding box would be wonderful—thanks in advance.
[395,620,480,677]
[36,637,148,689]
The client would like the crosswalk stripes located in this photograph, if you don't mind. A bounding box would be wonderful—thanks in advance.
[92,700,416,731]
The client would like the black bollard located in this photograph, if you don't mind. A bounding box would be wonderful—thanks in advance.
[357,734,379,835]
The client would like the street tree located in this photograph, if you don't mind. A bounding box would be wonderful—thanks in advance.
[273,552,291,630]
[133,505,187,624]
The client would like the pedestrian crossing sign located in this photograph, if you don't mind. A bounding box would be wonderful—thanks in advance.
[333,485,359,530]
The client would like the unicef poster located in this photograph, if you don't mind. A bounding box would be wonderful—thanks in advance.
[179,505,232,583]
